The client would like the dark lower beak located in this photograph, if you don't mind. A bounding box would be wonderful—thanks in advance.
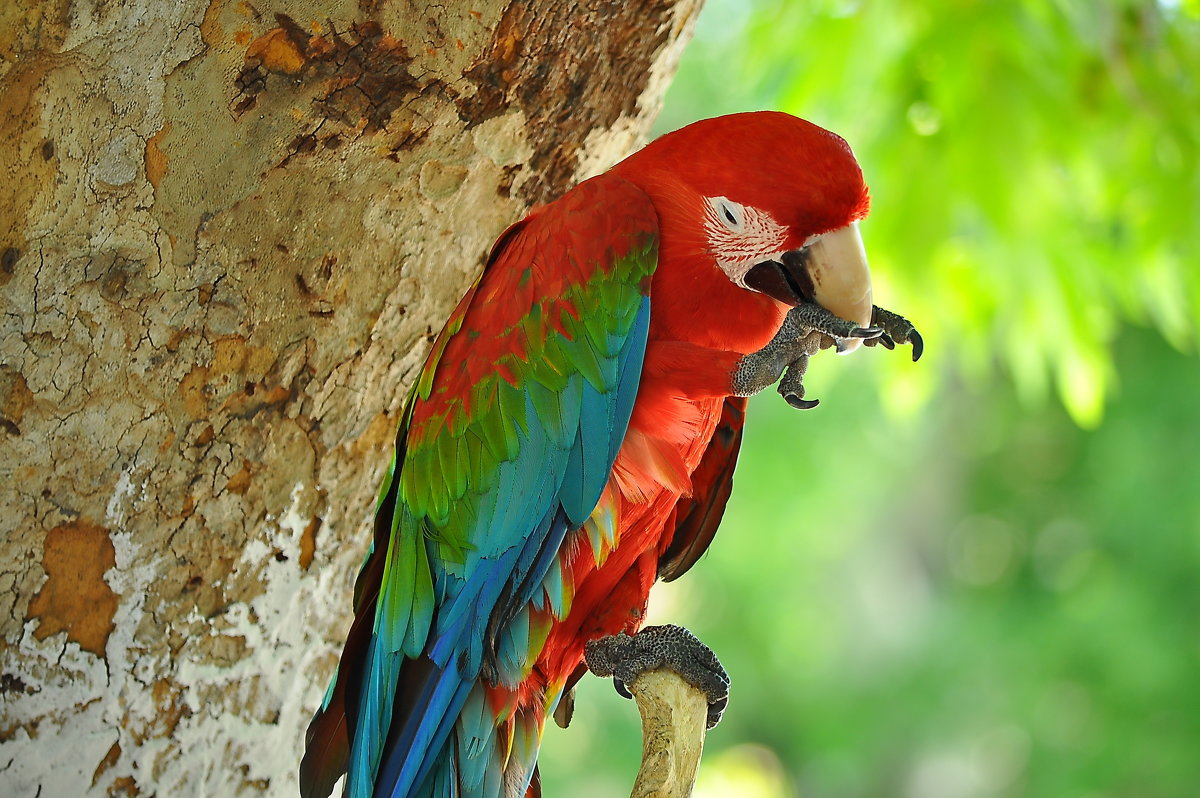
[743,223,874,352]
[743,249,815,307]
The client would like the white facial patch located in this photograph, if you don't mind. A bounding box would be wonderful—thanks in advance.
[703,196,791,286]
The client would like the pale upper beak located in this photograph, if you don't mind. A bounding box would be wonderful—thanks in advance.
[742,222,874,353]
[805,222,873,353]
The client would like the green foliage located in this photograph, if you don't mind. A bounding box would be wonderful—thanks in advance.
[540,2,1200,797]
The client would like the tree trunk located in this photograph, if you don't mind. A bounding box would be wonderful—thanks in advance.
[0,1,701,793]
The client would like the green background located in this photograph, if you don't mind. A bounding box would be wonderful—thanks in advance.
[540,1,1200,796]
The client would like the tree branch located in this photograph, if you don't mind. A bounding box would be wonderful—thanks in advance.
[627,669,710,798]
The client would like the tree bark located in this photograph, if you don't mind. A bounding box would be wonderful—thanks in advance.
[628,669,710,798]
[0,1,701,793]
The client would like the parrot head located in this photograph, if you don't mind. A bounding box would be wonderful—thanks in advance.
[613,111,874,351]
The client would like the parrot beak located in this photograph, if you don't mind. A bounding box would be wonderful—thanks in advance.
[804,222,874,353]
[744,222,874,354]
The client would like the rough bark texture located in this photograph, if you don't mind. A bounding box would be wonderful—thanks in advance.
[0,0,702,793]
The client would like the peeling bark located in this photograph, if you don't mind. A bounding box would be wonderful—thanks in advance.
[0,1,702,794]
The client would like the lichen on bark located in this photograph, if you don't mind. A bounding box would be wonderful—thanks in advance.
[0,0,702,794]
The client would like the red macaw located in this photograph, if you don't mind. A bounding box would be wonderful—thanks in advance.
[300,111,920,798]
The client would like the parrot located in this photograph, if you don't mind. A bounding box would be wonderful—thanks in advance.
[299,111,921,798]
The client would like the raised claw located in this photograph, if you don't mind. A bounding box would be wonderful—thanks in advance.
[870,305,923,362]
[784,394,820,410]
[787,301,873,341]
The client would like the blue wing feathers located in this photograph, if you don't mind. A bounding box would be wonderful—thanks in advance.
[495,604,530,685]
[614,301,651,460]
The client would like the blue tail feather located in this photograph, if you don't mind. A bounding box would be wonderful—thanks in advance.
[369,663,474,798]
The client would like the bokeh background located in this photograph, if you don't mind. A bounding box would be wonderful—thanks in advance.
[540,1,1200,796]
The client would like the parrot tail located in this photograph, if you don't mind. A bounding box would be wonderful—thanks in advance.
[300,539,387,798]
[371,663,546,798]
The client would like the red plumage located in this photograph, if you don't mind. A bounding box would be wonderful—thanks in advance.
[303,111,876,798]
[499,114,872,753]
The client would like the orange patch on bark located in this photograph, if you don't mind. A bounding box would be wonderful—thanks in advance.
[110,775,140,796]
[144,122,170,189]
[220,383,290,417]
[179,365,210,419]
[193,424,215,447]
[211,335,276,375]
[179,336,280,419]
[92,741,121,786]
[246,27,305,74]
[299,516,320,570]
[199,0,224,46]
[224,459,253,494]
[352,410,395,457]
[28,520,119,657]
[1,368,34,432]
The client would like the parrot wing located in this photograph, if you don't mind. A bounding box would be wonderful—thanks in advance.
[657,396,747,582]
[544,395,746,734]
[301,172,659,798]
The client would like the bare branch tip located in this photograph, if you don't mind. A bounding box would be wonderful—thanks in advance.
[627,668,710,798]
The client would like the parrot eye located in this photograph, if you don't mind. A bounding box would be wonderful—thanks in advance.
[701,195,790,287]
[709,197,744,231]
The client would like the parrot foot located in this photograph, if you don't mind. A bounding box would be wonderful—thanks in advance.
[783,300,885,344]
[732,306,831,400]
[733,302,921,408]
[863,305,924,361]
[584,624,730,729]
[733,301,875,405]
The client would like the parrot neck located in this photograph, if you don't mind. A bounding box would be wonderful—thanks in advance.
[650,247,787,354]
[649,211,789,357]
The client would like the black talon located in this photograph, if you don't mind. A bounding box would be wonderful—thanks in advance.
[706,695,729,728]
[910,329,924,362]
[850,326,884,339]
[613,678,632,700]
[785,394,820,410]
[863,334,894,349]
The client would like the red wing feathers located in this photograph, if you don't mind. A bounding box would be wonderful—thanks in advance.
[656,396,747,582]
